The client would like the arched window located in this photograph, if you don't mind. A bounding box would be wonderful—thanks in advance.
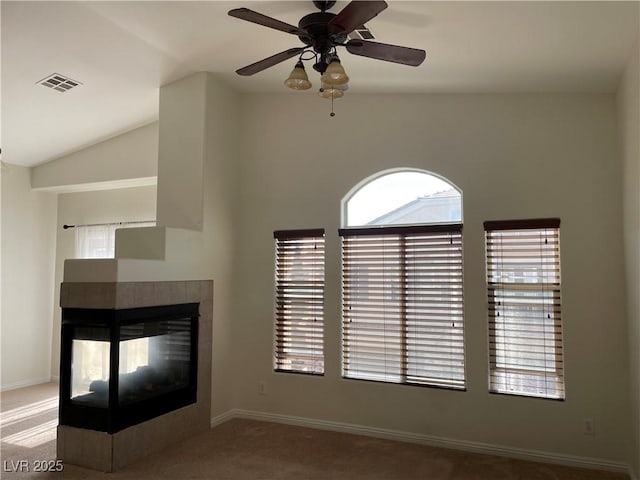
[340,169,465,389]
[343,169,462,227]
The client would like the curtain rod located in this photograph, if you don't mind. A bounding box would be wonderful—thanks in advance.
[63,220,155,230]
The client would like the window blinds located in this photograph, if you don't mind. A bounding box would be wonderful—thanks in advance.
[273,229,325,375]
[340,225,465,389]
[484,219,564,400]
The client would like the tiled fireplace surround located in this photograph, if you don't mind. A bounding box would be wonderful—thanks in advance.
[57,280,213,472]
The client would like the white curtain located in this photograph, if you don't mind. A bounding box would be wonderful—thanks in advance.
[74,222,155,259]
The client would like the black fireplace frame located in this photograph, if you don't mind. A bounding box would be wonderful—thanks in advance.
[59,303,199,434]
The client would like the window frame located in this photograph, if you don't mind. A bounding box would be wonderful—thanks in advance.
[484,218,564,400]
[339,161,467,390]
[340,224,466,389]
[341,168,464,228]
[273,228,326,376]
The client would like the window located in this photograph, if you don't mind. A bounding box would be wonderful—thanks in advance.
[484,218,564,400]
[341,170,465,389]
[273,229,325,375]
[345,170,462,227]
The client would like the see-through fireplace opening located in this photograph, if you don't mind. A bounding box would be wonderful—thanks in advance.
[59,303,199,434]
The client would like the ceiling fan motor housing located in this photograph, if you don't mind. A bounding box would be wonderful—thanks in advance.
[298,12,347,72]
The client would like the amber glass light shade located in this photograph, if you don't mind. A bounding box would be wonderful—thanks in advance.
[323,59,349,86]
[319,83,347,99]
[319,87,344,99]
[284,61,312,90]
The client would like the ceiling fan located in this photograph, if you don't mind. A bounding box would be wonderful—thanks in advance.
[228,0,426,88]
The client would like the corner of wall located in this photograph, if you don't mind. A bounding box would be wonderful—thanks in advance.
[617,30,640,480]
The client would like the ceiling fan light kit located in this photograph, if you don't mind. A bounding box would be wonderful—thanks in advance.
[228,0,426,116]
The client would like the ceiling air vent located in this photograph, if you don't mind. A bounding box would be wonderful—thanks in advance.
[348,25,375,41]
[37,73,81,93]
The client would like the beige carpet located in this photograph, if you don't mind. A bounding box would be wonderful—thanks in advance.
[0,382,630,479]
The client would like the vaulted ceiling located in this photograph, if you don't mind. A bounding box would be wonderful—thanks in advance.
[1,1,638,167]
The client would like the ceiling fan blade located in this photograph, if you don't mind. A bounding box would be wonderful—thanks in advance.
[228,8,308,36]
[236,48,304,76]
[328,1,387,35]
[345,39,426,66]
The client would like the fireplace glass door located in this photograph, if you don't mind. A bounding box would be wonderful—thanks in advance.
[118,319,192,405]
[71,327,110,408]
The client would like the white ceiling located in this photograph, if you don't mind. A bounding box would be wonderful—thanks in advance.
[1,1,638,167]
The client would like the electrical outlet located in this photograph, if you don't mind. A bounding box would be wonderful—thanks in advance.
[258,381,267,396]
[583,418,594,435]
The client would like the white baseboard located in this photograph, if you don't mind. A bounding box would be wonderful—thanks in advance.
[210,410,237,428]
[0,376,52,392]
[212,408,629,475]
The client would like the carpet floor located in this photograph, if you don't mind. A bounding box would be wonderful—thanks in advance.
[0,382,630,480]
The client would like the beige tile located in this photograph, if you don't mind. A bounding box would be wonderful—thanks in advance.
[153,281,172,304]
[115,282,136,309]
[169,281,187,304]
[198,345,212,379]
[81,429,112,472]
[198,301,213,345]
[56,425,65,458]
[134,282,156,306]
[202,280,214,303]
[113,427,143,470]
[185,281,202,302]
[88,283,117,308]
[62,282,117,308]
[62,427,83,463]
[199,324,213,347]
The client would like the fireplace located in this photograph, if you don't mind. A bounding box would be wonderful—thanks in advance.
[60,303,199,434]
[57,281,212,472]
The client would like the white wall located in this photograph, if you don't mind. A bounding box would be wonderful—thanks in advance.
[231,92,629,464]
[50,185,157,378]
[618,35,640,479]
[31,123,158,191]
[156,74,205,230]
[1,165,57,390]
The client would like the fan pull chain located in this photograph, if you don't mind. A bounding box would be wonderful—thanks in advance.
[330,91,336,117]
